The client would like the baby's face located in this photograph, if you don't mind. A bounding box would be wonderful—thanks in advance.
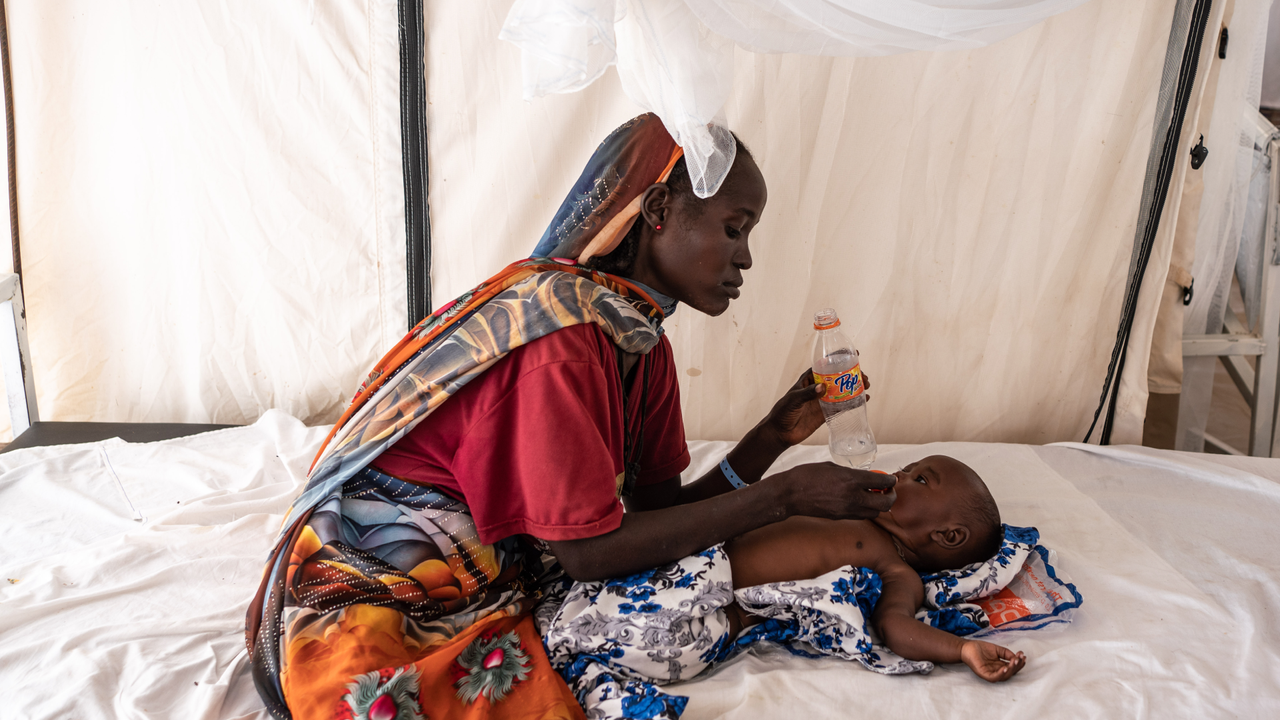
[876,455,979,539]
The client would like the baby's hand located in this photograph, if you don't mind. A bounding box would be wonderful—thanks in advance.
[959,640,1026,682]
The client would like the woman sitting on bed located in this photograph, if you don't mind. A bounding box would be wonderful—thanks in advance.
[246,113,897,720]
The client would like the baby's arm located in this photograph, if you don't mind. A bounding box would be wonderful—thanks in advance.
[872,562,1026,682]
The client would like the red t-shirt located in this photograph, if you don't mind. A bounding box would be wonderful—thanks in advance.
[373,323,689,544]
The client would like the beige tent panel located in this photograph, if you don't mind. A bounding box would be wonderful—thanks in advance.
[2,0,409,441]
[428,0,1183,444]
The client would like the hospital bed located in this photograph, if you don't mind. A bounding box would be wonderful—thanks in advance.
[2,411,1277,719]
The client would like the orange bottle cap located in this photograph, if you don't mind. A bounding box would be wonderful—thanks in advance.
[813,307,841,330]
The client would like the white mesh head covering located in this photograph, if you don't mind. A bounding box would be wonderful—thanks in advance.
[680,122,737,198]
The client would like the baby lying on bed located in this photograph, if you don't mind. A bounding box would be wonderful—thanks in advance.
[724,454,1026,681]
[542,455,1028,718]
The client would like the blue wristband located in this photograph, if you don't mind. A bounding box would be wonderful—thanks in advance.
[720,456,749,490]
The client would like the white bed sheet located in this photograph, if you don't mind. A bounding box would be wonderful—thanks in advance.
[1,414,1277,719]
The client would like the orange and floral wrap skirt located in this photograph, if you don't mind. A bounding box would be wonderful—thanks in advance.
[247,466,584,720]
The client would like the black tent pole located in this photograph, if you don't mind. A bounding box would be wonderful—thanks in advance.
[1083,0,1213,444]
[399,0,431,328]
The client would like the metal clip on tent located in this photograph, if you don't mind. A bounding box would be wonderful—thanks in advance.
[1190,135,1209,169]
[1182,130,1280,456]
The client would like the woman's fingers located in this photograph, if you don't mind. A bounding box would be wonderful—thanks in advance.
[789,463,896,519]
[856,468,897,508]
[784,380,823,403]
[794,368,815,389]
[771,381,824,422]
[764,371,829,447]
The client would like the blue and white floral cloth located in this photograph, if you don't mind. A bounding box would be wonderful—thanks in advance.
[537,524,1081,720]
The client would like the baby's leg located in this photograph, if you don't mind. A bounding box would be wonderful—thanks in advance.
[543,546,737,684]
[725,600,761,637]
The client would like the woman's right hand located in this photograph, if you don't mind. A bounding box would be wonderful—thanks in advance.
[772,462,897,519]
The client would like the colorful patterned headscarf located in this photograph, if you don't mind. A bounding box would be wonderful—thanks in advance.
[532,113,683,263]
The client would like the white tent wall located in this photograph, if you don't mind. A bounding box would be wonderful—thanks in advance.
[0,0,410,442]
[428,0,1189,444]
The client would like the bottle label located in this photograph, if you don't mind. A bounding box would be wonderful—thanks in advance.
[814,365,864,403]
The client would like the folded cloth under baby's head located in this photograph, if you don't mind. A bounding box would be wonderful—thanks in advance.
[917,524,1083,636]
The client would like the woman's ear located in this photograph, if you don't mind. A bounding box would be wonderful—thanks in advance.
[639,182,671,230]
[931,525,970,550]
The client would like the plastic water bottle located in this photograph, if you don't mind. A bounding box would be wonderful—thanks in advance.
[812,308,876,469]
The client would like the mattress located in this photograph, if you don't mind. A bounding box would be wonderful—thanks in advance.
[2,411,1277,719]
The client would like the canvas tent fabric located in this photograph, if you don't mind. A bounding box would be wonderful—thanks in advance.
[0,0,1243,448]
[430,0,1191,445]
[1141,0,1235,399]
[0,0,410,442]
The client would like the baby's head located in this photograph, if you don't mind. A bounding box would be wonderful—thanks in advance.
[872,455,1002,573]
